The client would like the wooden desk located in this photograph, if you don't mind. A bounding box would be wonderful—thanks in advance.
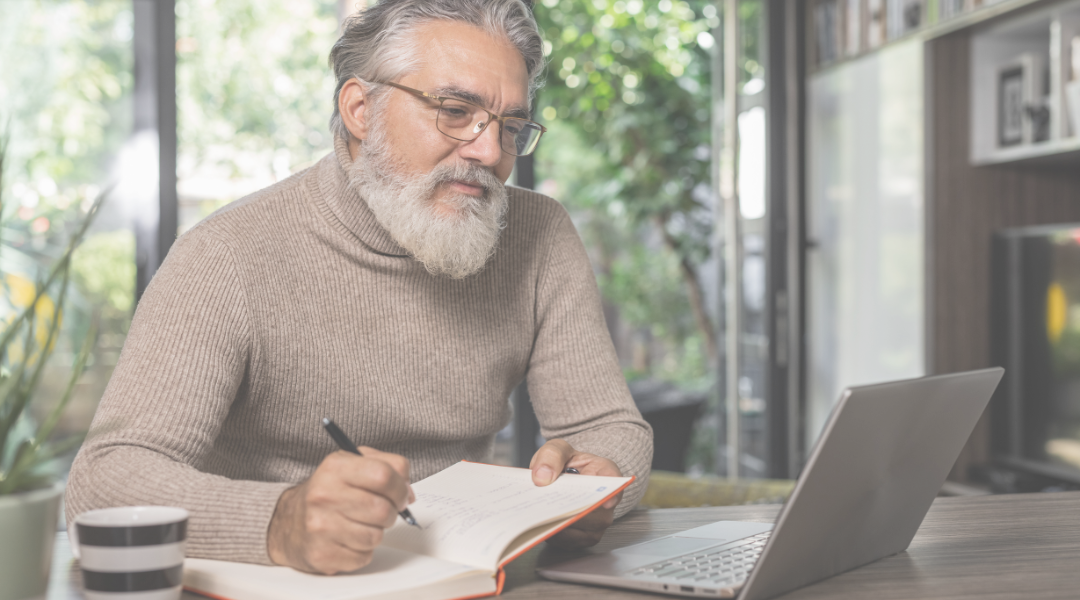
[50,491,1080,600]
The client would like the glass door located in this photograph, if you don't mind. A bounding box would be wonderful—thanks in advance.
[804,40,926,452]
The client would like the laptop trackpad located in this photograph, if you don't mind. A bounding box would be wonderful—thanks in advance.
[613,537,720,557]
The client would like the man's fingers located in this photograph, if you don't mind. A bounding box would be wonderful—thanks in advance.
[324,451,412,510]
[303,508,386,551]
[358,446,411,481]
[300,540,374,575]
[530,439,575,486]
[268,448,416,574]
[335,488,401,529]
[357,447,416,504]
[331,519,387,554]
[565,454,622,478]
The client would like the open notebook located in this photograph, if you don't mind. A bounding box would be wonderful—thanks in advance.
[183,461,633,600]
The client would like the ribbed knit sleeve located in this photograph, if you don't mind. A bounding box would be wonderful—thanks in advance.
[65,227,290,565]
[525,203,653,517]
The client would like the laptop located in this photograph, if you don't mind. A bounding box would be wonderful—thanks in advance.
[538,368,1004,600]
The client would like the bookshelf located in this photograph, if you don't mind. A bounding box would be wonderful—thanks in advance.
[970,0,1080,165]
[811,0,1080,166]
[811,0,1057,72]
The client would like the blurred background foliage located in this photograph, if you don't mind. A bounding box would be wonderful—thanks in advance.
[174,0,338,231]
[532,0,718,388]
[0,2,131,191]
[0,0,341,441]
[0,1,134,439]
[1,0,735,473]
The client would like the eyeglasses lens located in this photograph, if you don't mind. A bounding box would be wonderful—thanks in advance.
[436,99,542,156]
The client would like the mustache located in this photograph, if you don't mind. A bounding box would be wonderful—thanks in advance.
[428,162,505,198]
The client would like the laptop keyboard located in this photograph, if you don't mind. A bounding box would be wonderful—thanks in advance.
[628,531,772,588]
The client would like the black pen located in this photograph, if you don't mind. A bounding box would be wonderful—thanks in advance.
[321,418,420,528]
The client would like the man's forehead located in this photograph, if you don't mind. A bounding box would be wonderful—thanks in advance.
[433,84,531,119]
[407,20,530,117]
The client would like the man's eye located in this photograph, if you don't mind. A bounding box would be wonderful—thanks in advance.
[504,123,524,136]
[441,106,469,118]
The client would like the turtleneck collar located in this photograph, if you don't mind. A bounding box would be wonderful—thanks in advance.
[314,135,410,257]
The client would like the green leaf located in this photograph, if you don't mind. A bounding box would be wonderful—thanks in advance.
[0,174,110,495]
[0,438,35,494]
[34,316,98,447]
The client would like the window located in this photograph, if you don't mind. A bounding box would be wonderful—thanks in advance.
[175,0,339,233]
[1,0,136,450]
[531,0,718,473]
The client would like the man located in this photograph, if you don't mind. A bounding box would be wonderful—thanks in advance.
[67,0,652,576]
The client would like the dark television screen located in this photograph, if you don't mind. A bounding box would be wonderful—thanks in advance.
[992,225,1080,482]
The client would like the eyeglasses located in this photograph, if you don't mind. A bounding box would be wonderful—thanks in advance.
[380,81,546,157]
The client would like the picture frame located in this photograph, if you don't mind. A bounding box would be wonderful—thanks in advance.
[998,64,1025,147]
[997,54,1044,148]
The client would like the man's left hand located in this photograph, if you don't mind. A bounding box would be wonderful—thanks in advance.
[529,439,623,549]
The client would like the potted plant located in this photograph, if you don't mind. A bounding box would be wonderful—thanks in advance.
[0,133,105,600]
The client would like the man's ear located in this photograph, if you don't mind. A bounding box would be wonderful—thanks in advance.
[338,78,371,141]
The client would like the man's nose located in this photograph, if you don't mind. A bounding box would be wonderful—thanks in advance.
[457,119,504,167]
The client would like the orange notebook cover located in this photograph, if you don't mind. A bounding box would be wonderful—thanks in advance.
[184,461,634,600]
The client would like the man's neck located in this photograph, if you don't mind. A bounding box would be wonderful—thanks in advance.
[347,136,360,161]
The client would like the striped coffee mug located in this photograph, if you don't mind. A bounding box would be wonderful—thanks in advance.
[72,506,188,600]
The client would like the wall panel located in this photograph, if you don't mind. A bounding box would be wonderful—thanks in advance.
[927,30,1080,480]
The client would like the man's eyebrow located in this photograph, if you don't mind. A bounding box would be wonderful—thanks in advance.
[435,86,531,120]
[503,106,532,120]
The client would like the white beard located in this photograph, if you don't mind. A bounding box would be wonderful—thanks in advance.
[347,120,509,279]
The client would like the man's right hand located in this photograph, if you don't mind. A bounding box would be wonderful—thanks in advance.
[267,447,413,575]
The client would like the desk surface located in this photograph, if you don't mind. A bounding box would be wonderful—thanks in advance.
[50,491,1080,600]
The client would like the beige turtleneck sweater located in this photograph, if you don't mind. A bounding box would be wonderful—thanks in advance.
[66,139,652,564]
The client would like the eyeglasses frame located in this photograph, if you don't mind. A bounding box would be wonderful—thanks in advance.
[378,80,547,157]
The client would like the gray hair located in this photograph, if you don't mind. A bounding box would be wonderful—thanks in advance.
[328,0,545,141]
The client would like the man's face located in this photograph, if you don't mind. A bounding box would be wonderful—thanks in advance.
[370,20,529,216]
[344,21,531,279]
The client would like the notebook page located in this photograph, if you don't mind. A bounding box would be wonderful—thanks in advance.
[184,546,488,600]
[382,461,631,571]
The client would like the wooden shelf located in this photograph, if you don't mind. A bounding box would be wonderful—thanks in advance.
[968,0,1080,167]
[973,136,1080,165]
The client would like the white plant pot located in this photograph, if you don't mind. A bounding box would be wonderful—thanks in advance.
[1067,80,1080,139]
[0,481,64,600]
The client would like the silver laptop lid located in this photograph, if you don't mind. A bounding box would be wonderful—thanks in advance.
[739,368,1004,600]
